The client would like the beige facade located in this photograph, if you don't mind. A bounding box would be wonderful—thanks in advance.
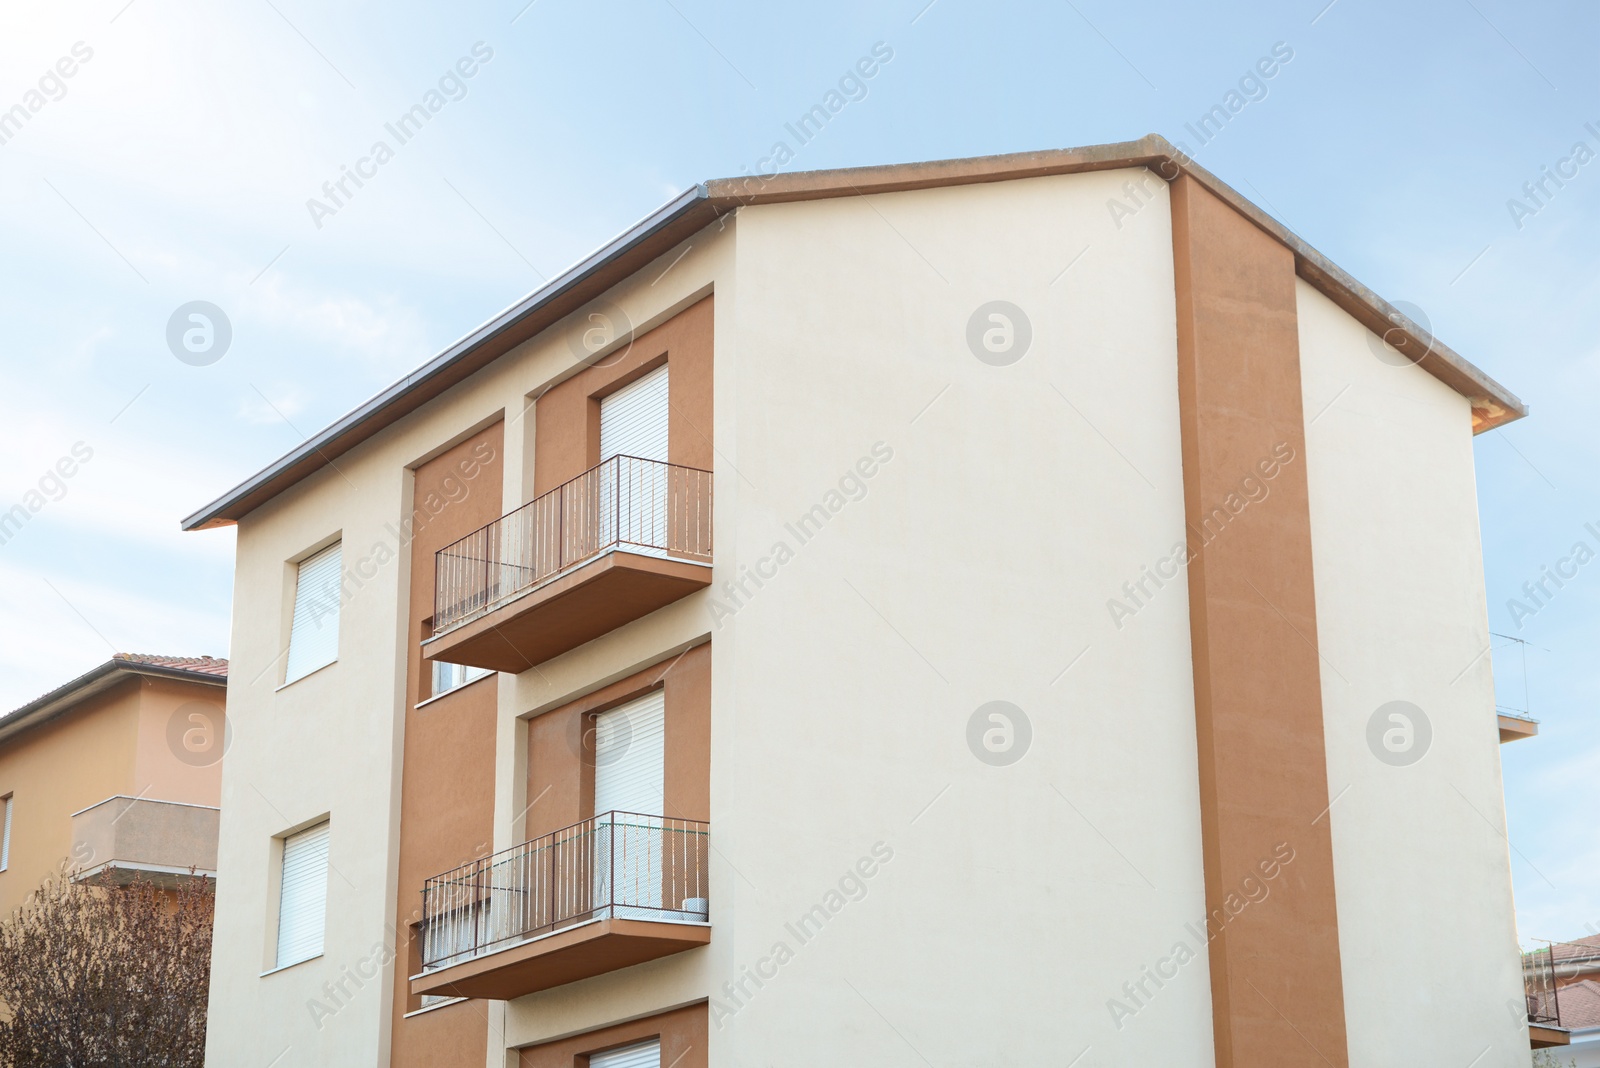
[190,140,1534,1067]
[0,656,228,914]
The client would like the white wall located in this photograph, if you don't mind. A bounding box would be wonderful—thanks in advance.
[1298,279,1529,1065]
[701,169,1214,1065]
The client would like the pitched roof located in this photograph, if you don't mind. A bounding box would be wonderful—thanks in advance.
[0,654,229,747]
[111,653,231,678]
[1559,979,1600,1031]
[1555,936,1600,964]
[180,135,1527,532]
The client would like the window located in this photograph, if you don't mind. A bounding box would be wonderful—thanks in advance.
[589,1039,660,1068]
[285,543,342,684]
[275,821,329,968]
[431,660,492,698]
[0,795,11,872]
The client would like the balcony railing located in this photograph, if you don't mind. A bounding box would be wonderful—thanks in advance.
[1525,943,1562,1027]
[419,812,709,972]
[433,455,712,635]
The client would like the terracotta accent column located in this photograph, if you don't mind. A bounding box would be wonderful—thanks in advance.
[1169,175,1350,1067]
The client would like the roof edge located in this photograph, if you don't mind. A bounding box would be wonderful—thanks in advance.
[0,658,228,747]
[183,137,1525,529]
[180,184,715,531]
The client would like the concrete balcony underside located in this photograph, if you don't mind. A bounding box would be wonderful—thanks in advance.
[1529,1024,1570,1048]
[423,550,711,674]
[1498,713,1539,743]
[410,916,710,1000]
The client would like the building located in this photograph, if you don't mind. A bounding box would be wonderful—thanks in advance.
[0,653,228,914]
[1556,936,1600,986]
[1545,979,1600,1066]
[185,136,1537,1067]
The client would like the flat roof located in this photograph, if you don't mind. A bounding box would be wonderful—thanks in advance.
[182,135,1526,531]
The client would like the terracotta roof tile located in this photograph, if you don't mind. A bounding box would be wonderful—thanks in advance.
[111,653,230,678]
[1554,936,1600,963]
[1559,979,1600,1031]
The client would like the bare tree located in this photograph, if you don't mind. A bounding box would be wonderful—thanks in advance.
[0,864,213,1068]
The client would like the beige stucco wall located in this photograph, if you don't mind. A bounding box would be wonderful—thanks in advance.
[486,169,1214,1063]
[698,169,1212,1065]
[1297,279,1528,1064]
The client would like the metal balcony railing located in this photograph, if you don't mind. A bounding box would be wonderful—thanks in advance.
[418,812,710,972]
[433,455,712,635]
[1524,943,1562,1027]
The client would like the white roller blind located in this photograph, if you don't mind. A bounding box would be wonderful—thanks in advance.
[1,796,11,871]
[590,1038,660,1068]
[600,365,669,463]
[285,543,342,683]
[594,690,665,816]
[276,821,329,968]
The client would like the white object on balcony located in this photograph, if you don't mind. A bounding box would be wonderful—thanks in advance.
[682,896,708,915]
[285,542,342,684]
[594,689,665,917]
[589,1038,660,1068]
[276,821,329,968]
[600,364,669,556]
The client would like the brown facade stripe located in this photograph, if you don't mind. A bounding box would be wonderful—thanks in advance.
[390,423,505,1062]
[1170,174,1350,1067]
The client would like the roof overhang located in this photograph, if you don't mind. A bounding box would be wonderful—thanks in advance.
[182,134,1526,531]
[0,659,228,747]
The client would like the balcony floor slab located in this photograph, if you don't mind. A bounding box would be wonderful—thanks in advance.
[410,916,710,1000]
[424,550,710,674]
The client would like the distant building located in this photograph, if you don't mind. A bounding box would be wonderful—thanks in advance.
[0,652,228,913]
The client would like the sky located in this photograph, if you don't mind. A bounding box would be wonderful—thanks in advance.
[0,0,1594,946]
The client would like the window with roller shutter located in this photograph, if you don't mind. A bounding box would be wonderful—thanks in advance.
[275,820,329,968]
[588,1038,660,1068]
[284,543,342,684]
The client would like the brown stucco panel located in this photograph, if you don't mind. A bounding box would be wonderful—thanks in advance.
[391,422,505,1061]
[533,296,714,495]
[525,642,710,843]
[1170,174,1350,1067]
[519,1001,707,1068]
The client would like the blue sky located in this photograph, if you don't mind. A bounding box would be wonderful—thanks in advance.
[0,0,1593,944]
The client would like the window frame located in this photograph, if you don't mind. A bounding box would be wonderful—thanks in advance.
[283,541,343,686]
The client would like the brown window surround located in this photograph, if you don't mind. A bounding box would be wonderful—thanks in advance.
[525,642,710,841]
[519,1002,706,1068]
[532,296,713,494]
[407,644,712,1003]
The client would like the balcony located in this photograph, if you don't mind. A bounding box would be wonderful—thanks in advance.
[1498,711,1539,743]
[70,796,220,886]
[1524,943,1570,1049]
[410,812,710,1001]
[423,455,712,674]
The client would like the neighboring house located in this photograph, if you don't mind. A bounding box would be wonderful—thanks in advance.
[1557,937,1600,986]
[184,137,1537,1067]
[0,653,228,915]
[1553,980,1600,1066]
